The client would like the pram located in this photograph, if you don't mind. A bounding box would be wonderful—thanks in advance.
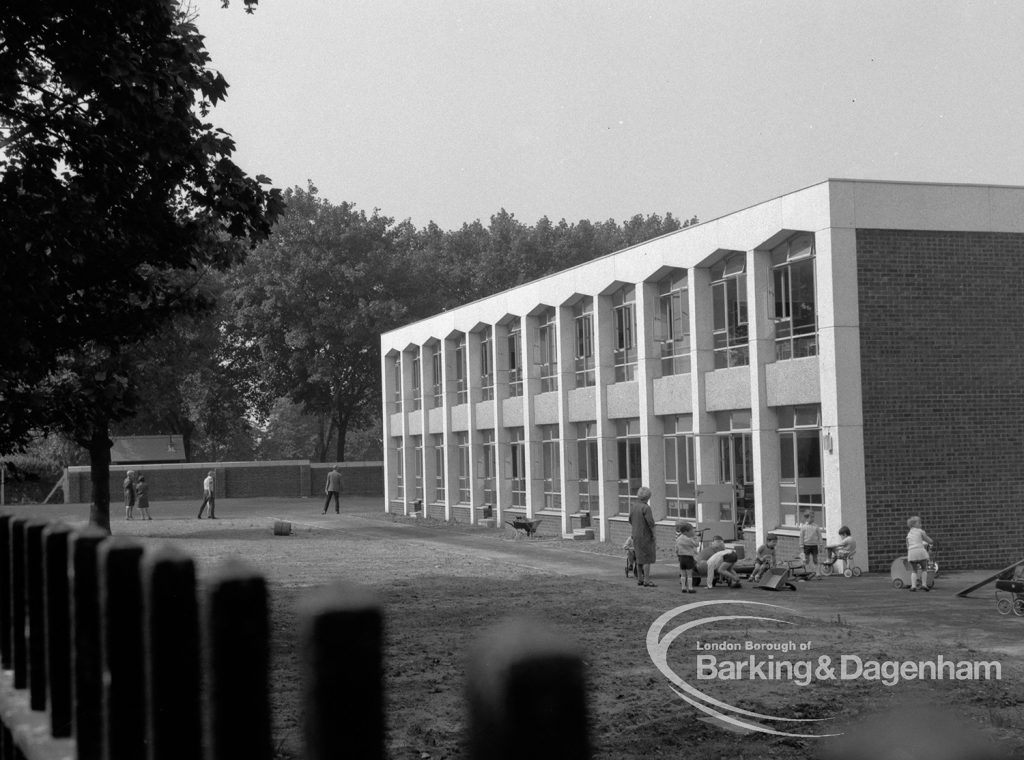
[890,546,938,589]
[995,565,1024,616]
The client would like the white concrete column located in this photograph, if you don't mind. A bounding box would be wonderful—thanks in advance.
[493,321,512,519]
[747,249,781,546]
[689,267,719,523]
[522,314,543,517]
[593,294,617,539]
[816,226,867,556]
[636,281,666,520]
[555,304,578,534]
[466,330,483,521]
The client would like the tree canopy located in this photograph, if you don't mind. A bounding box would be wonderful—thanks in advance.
[0,1,283,530]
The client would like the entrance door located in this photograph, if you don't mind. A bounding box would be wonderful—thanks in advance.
[695,483,736,541]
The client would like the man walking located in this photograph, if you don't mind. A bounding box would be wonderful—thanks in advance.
[323,465,342,514]
[197,470,216,519]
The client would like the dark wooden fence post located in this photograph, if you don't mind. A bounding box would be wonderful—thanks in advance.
[98,537,147,760]
[0,514,12,669]
[26,519,49,711]
[71,526,109,760]
[203,559,272,760]
[44,523,74,738]
[10,516,30,689]
[299,582,384,760]
[141,545,202,760]
[466,618,590,760]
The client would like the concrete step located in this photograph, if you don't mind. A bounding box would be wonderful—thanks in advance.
[571,528,595,540]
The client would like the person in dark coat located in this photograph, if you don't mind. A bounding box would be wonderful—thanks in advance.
[323,465,343,514]
[135,474,152,520]
[123,471,136,520]
[629,486,657,587]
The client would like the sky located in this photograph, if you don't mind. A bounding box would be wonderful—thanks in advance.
[195,0,1024,231]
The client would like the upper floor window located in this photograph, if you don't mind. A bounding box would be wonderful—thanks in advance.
[431,344,443,406]
[479,327,494,401]
[657,272,690,376]
[612,286,637,382]
[507,319,523,397]
[772,233,817,360]
[711,254,748,369]
[538,308,558,393]
[411,354,422,411]
[391,357,402,412]
[453,335,468,404]
[573,300,595,388]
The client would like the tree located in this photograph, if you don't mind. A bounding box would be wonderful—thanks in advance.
[227,184,411,462]
[0,2,283,532]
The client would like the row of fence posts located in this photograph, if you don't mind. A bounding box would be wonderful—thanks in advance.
[0,513,590,760]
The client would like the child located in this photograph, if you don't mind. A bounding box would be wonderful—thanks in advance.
[798,512,824,579]
[706,546,742,589]
[135,474,152,520]
[674,521,700,594]
[825,526,856,567]
[751,534,778,582]
[622,536,637,579]
[906,516,933,592]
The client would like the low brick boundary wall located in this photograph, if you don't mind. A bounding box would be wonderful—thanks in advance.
[65,461,384,503]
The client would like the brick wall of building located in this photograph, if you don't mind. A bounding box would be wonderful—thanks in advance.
[856,229,1024,571]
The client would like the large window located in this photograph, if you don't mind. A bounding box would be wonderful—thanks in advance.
[412,436,423,500]
[538,308,558,393]
[411,354,422,411]
[663,416,695,519]
[711,254,749,369]
[391,358,402,412]
[778,405,823,527]
[658,272,690,376]
[541,425,560,509]
[507,319,523,397]
[455,432,470,503]
[454,335,468,404]
[508,428,526,507]
[432,434,445,503]
[431,344,443,406]
[481,430,496,504]
[612,286,637,381]
[616,419,642,514]
[573,300,595,388]
[479,327,494,401]
[772,233,817,360]
[392,439,404,500]
[577,423,600,512]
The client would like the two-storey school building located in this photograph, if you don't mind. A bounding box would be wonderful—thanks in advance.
[380,179,1024,571]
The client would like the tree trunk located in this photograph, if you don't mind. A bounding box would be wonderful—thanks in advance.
[335,416,348,463]
[88,422,113,535]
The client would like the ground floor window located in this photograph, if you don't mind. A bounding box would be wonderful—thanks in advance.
[508,428,526,507]
[778,405,823,526]
[663,416,695,519]
[433,434,445,503]
[616,419,642,514]
[541,425,560,509]
[481,429,496,504]
[412,436,423,500]
[577,422,600,512]
[392,439,404,500]
[456,432,470,503]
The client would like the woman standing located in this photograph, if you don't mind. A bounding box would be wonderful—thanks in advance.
[135,474,152,520]
[629,486,657,587]
[123,470,136,520]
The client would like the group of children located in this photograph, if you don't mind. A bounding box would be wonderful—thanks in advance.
[624,511,863,592]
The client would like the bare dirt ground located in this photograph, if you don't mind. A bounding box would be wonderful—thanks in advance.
[19,497,1024,759]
